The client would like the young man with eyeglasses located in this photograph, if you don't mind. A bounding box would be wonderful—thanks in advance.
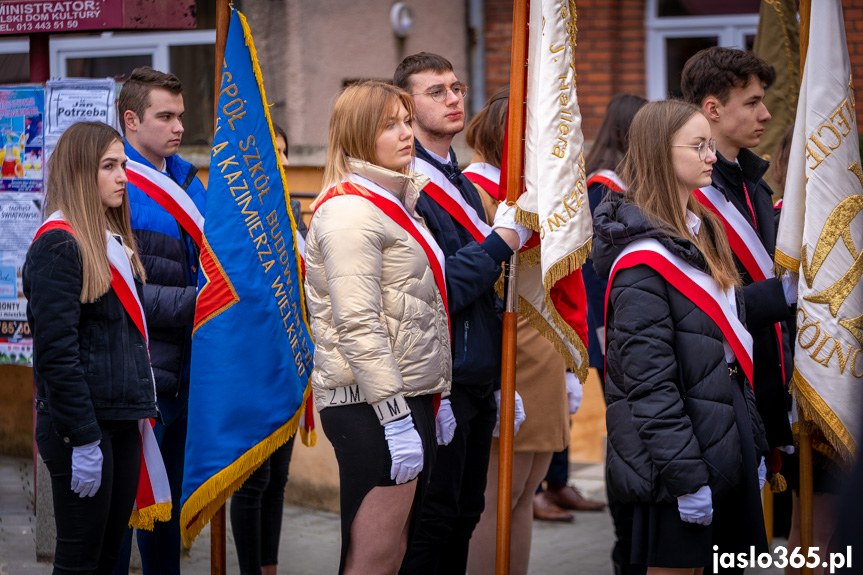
[394,52,530,575]
[682,46,794,574]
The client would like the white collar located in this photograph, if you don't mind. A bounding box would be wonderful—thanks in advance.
[425,148,451,165]
[685,210,702,236]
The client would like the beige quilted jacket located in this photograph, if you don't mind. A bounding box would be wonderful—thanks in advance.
[304,159,451,421]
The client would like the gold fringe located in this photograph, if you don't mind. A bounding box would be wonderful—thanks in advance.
[180,383,313,547]
[517,296,589,380]
[519,245,542,269]
[792,369,857,465]
[299,426,317,448]
[543,242,593,285]
[129,501,172,531]
[769,472,787,493]
[515,207,540,232]
[774,249,800,274]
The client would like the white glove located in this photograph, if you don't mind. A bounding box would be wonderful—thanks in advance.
[71,440,103,498]
[565,371,583,415]
[492,202,532,249]
[758,457,767,491]
[780,271,798,305]
[435,398,457,446]
[493,390,526,437]
[677,484,713,525]
[383,415,424,485]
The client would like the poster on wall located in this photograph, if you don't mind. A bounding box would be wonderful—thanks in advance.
[0,79,118,366]
[0,86,44,194]
[0,194,41,365]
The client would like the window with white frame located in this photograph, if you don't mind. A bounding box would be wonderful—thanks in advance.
[645,0,760,101]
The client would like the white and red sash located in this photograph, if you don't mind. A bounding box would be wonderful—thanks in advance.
[412,157,492,243]
[315,176,449,328]
[693,185,786,375]
[33,212,171,529]
[606,238,754,386]
[586,169,626,194]
[463,163,503,202]
[126,160,204,249]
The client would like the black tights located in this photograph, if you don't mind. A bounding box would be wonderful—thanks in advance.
[37,415,141,575]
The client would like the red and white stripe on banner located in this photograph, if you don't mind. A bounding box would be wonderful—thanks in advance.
[606,238,754,386]
[126,160,205,249]
[412,157,492,243]
[693,185,786,376]
[463,163,502,202]
[33,212,171,529]
[586,169,626,194]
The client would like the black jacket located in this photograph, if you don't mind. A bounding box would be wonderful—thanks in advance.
[711,150,793,448]
[591,193,768,504]
[413,142,513,393]
[24,230,158,447]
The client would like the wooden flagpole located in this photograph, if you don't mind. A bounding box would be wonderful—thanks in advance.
[496,0,529,573]
[796,2,813,574]
[210,1,231,574]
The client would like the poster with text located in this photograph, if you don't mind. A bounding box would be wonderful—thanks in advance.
[0,86,44,194]
[0,194,41,365]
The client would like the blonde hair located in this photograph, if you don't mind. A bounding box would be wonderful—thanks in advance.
[316,81,415,207]
[621,100,739,290]
[44,121,146,302]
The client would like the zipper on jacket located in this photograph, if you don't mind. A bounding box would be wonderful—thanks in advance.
[463,320,470,358]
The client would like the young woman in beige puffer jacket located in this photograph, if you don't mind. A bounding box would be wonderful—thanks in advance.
[303,81,452,575]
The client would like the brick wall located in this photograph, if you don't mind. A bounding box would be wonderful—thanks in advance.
[483,0,646,141]
[843,0,863,132]
[485,0,863,141]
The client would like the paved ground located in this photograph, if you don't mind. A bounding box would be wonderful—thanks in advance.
[0,454,784,574]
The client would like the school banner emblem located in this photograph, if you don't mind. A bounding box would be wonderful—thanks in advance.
[775,0,862,463]
[180,8,314,546]
[515,0,590,379]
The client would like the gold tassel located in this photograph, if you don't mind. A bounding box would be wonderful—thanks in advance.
[769,472,787,493]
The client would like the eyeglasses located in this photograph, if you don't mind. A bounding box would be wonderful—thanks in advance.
[412,82,468,103]
[671,139,717,161]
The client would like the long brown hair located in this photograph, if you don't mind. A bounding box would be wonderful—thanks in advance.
[44,121,145,302]
[465,86,508,169]
[621,100,739,290]
[317,81,415,205]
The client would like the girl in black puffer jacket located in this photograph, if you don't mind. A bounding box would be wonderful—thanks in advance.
[591,100,769,574]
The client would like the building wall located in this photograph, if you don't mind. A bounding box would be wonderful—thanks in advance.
[843,0,863,123]
[243,0,472,164]
[484,0,863,143]
[484,0,646,142]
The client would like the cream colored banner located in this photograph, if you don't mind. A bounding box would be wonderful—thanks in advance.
[775,0,863,462]
[514,0,590,378]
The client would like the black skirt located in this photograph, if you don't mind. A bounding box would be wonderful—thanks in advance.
[320,394,436,575]
[631,376,768,570]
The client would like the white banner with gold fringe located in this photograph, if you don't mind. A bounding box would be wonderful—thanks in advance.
[775,0,863,463]
[515,0,591,379]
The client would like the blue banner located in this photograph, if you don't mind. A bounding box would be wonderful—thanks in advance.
[180,8,314,546]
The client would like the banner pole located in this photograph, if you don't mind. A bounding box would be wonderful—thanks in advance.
[210,2,231,574]
[795,3,813,574]
[496,0,529,573]
[798,413,814,575]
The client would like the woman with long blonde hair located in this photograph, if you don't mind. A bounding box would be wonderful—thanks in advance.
[304,81,452,575]
[24,121,156,574]
[592,100,769,574]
